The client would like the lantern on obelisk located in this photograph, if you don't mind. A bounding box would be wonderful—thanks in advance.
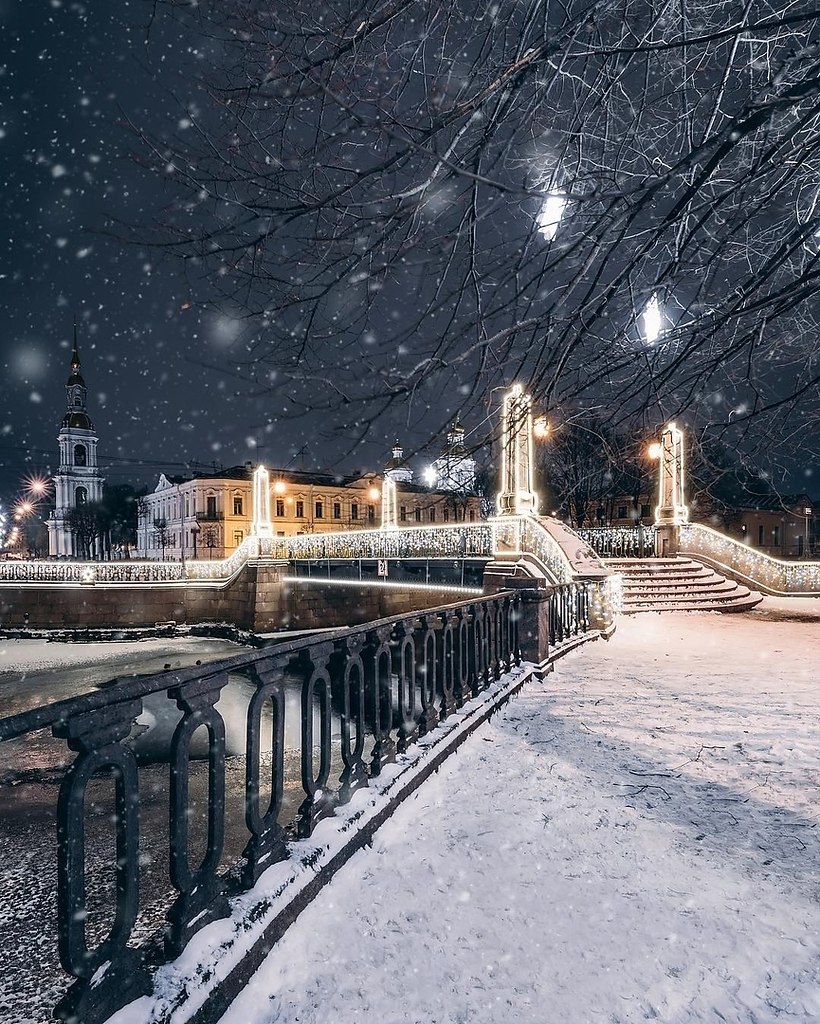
[496,384,538,516]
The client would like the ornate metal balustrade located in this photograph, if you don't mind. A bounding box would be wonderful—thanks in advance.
[0,588,559,1024]
[679,523,820,594]
[577,526,658,559]
[548,582,592,646]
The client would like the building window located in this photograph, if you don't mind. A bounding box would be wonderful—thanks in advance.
[315,501,323,519]
[617,506,627,520]
[641,504,650,518]
[351,503,358,520]
[400,506,407,522]
[73,443,87,467]
[773,526,780,546]
[444,508,450,522]
[367,504,375,522]
[75,486,87,507]
[276,499,285,517]
[206,495,217,518]
[333,502,341,519]
[233,497,243,516]
[429,508,436,522]
[296,500,304,518]
[415,508,422,522]
[469,510,475,522]
[758,525,765,546]
[185,497,189,518]
[234,531,243,546]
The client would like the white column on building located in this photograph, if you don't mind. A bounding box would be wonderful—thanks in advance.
[381,475,398,531]
[654,422,689,525]
[252,464,274,537]
[496,384,537,516]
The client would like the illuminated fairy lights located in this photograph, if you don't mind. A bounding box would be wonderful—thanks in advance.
[653,422,689,526]
[497,384,537,517]
[680,523,820,594]
[252,464,274,538]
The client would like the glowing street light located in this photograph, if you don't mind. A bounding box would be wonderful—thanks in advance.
[423,466,437,488]
[642,293,664,344]
[647,442,662,461]
[533,416,550,439]
[536,190,567,241]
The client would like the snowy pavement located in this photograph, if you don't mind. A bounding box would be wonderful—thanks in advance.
[220,601,820,1024]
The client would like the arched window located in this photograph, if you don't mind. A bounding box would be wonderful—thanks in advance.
[75,486,88,507]
[74,443,87,467]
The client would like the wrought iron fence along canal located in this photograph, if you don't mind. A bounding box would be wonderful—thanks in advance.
[0,582,596,1024]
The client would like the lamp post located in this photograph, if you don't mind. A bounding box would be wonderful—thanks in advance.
[191,523,200,560]
[804,506,812,558]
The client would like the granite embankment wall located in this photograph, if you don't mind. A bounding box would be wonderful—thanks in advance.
[0,563,475,631]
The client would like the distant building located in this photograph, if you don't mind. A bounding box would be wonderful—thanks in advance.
[47,332,104,557]
[384,442,413,484]
[136,463,483,561]
[430,421,477,493]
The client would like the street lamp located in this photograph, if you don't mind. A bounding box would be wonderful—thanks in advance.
[191,522,200,559]
[804,507,812,558]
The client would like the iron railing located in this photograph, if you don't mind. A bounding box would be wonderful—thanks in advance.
[0,590,535,1024]
[577,526,658,559]
[548,581,592,645]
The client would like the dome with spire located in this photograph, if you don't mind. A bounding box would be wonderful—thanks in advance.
[384,440,413,483]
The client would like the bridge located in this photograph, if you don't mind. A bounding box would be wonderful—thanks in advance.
[0,391,818,1023]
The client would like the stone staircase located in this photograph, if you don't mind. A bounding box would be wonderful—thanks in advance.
[605,557,763,614]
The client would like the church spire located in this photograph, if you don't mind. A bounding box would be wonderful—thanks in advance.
[62,323,92,429]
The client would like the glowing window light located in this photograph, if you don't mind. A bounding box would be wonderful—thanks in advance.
[536,190,567,241]
[642,294,663,344]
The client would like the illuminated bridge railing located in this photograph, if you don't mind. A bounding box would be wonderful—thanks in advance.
[577,526,658,559]
[0,590,536,1024]
[679,523,820,595]
[259,523,493,562]
[0,526,493,585]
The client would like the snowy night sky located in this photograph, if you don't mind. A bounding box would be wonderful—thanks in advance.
[0,1,410,497]
[2,2,819,501]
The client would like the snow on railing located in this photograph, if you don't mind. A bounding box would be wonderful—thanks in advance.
[679,523,820,595]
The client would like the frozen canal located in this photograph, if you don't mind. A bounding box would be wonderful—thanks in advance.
[216,600,820,1024]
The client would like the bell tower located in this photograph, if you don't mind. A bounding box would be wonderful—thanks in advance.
[48,327,105,557]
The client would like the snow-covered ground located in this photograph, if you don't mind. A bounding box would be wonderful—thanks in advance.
[220,599,820,1024]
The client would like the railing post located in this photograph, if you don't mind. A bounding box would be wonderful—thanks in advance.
[166,673,231,957]
[52,700,150,1024]
[243,658,288,887]
[295,644,336,837]
[437,612,457,719]
[414,614,439,736]
[392,619,418,752]
[334,636,369,804]
[363,626,396,775]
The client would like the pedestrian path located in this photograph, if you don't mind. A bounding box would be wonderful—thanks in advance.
[219,602,820,1024]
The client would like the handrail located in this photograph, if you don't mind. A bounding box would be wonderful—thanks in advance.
[679,523,820,595]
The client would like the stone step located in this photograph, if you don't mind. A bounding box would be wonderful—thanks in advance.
[605,555,762,614]
[622,591,762,614]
